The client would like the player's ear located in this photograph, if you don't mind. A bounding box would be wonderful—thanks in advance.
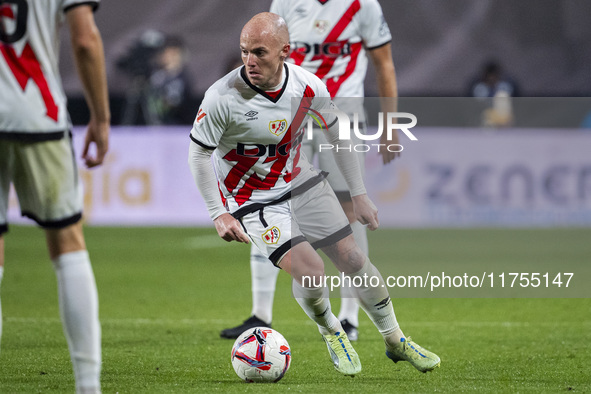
[280,43,290,59]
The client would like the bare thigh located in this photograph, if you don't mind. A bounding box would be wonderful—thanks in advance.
[278,241,325,286]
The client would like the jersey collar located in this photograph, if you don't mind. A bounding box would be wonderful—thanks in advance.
[241,64,289,103]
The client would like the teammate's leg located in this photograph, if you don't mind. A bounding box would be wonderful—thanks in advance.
[250,246,279,324]
[0,236,4,353]
[46,222,101,392]
[12,135,102,391]
[0,141,9,353]
[219,246,278,339]
[319,138,367,339]
[336,199,365,339]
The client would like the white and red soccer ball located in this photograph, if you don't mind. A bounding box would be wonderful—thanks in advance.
[231,327,291,383]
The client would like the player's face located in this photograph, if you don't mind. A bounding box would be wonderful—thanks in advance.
[240,32,289,90]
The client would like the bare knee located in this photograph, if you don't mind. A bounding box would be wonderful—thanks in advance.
[322,235,366,274]
[45,221,86,260]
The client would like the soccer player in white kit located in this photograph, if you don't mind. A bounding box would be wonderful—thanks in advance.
[189,12,439,376]
[221,0,400,342]
[0,1,109,392]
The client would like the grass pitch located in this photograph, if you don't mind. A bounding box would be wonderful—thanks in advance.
[1,226,590,392]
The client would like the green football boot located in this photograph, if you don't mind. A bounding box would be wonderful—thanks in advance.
[386,336,440,373]
[322,331,362,376]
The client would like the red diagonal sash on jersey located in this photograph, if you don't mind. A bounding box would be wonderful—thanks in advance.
[223,85,315,206]
[289,0,361,69]
[1,41,59,122]
[325,41,363,96]
[289,45,306,66]
[314,0,361,81]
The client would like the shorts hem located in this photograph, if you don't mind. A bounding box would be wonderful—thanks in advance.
[269,235,307,267]
[333,190,352,203]
[311,225,352,250]
[0,130,66,142]
[0,223,7,235]
[22,211,82,229]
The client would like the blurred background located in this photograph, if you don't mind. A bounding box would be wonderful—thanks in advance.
[3,3,590,391]
[8,0,590,228]
[59,0,591,125]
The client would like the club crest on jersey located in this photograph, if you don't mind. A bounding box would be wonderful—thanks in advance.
[262,227,281,244]
[269,119,287,136]
[314,20,330,34]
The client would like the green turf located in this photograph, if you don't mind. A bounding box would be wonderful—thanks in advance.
[1,226,590,392]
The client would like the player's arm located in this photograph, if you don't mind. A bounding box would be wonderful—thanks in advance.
[66,4,110,168]
[188,142,250,244]
[368,42,400,164]
[324,113,379,230]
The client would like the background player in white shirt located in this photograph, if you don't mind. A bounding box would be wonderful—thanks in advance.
[221,0,399,342]
[189,12,439,376]
[0,1,109,392]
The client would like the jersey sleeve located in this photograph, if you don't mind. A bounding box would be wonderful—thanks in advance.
[311,77,338,126]
[359,0,392,49]
[190,87,228,150]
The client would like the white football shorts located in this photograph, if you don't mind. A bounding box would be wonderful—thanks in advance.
[301,125,366,198]
[0,133,83,233]
[239,179,352,267]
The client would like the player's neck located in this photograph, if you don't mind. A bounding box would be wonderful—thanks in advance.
[257,66,286,92]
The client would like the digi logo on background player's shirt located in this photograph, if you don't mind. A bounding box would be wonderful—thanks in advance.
[271,0,392,98]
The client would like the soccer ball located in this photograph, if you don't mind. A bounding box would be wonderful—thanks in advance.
[231,327,291,383]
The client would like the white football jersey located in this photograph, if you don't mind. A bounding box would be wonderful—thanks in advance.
[190,62,335,217]
[270,0,391,98]
[0,0,98,139]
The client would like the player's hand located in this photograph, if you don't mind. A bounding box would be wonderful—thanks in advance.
[82,118,110,168]
[351,194,379,231]
[214,213,250,243]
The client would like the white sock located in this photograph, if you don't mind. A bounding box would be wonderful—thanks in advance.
[350,258,404,347]
[0,266,3,353]
[250,247,279,324]
[52,251,101,392]
[338,290,359,327]
[292,279,341,336]
[337,222,366,326]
